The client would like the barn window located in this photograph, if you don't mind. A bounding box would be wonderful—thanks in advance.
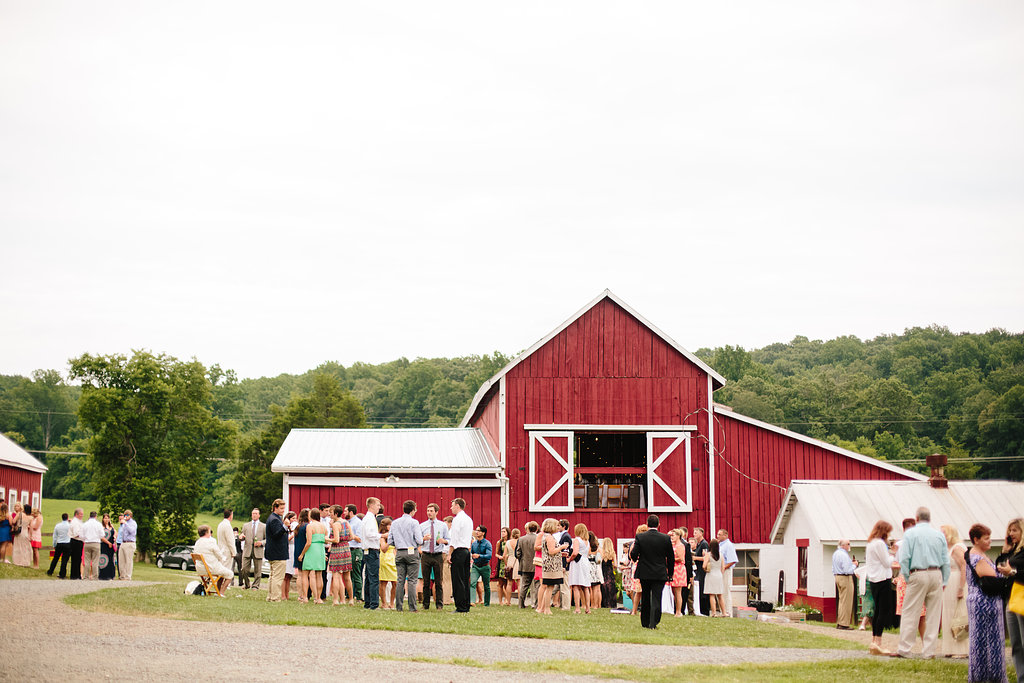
[573,433,647,509]
[732,550,759,587]
[796,542,809,593]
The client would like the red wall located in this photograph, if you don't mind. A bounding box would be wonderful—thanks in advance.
[287,483,501,557]
[714,413,909,543]
[0,465,42,508]
[474,384,501,456]
[474,298,715,542]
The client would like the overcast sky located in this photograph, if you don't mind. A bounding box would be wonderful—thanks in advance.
[1,2,1022,380]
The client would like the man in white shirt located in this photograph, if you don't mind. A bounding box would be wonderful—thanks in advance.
[69,508,85,580]
[361,497,382,610]
[81,511,104,580]
[216,509,235,584]
[448,497,474,613]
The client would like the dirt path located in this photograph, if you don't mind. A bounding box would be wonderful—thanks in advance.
[0,580,869,682]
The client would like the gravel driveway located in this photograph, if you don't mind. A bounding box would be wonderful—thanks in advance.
[0,580,867,682]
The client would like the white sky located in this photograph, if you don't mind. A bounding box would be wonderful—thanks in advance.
[2,2,1022,380]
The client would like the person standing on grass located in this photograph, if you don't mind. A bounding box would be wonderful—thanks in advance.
[556,519,572,609]
[327,505,354,606]
[68,507,84,579]
[629,514,674,629]
[419,503,449,610]
[240,508,265,590]
[833,539,858,630]
[692,528,710,616]
[81,511,104,579]
[47,513,71,577]
[362,498,382,610]
[117,509,137,580]
[389,500,423,612]
[567,522,592,614]
[895,506,949,659]
[471,525,493,607]
[717,529,737,617]
[449,498,474,613]
[516,521,539,609]
[217,509,235,581]
[265,499,289,602]
[344,504,363,602]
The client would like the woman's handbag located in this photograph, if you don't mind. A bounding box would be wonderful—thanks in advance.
[10,517,21,536]
[1009,582,1024,617]
[969,554,1009,598]
[951,598,969,641]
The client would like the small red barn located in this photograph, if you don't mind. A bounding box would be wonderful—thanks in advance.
[0,433,47,512]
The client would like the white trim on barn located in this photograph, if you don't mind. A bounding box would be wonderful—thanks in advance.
[646,432,693,512]
[713,404,927,482]
[524,424,698,432]
[528,431,574,513]
[460,289,727,428]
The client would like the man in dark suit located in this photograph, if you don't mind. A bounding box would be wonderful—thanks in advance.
[629,514,675,629]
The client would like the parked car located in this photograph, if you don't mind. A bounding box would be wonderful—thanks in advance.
[156,545,195,571]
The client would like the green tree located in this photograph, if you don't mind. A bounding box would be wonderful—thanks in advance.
[69,351,236,555]
[233,373,366,513]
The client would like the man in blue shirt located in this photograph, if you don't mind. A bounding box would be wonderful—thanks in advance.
[896,507,950,659]
[470,525,493,607]
[717,529,739,617]
[47,513,72,578]
[419,503,450,610]
[389,500,424,612]
[832,539,858,629]
[118,509,138,581]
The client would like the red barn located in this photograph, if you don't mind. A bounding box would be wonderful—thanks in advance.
[0,433,47,513]
[275,290,923,603]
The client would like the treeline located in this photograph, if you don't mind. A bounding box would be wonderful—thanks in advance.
[696,326,1024,480]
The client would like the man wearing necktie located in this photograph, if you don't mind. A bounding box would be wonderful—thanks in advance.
[240,508,265,590]
[419,503,450,610]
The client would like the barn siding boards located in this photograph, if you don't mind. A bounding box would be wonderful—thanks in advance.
[0,464,43,506]
[289,484,500,545]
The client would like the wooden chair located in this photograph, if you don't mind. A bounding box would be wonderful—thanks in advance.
[605,484,624,508]
[573,486,585,508]
[584,485,600,509]
[191,553,224,597]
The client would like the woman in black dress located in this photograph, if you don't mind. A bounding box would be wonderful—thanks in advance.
[99,513,116,580]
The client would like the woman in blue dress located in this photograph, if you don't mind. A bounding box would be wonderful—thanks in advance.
[966,523,1007,683]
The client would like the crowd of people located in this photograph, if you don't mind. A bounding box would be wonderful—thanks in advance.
[0,500,138,581]
[5,493,1021,679]
[831,509,1023,682]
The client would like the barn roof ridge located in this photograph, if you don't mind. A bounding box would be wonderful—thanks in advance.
[459,289,727,428]
[713,403,927,482]
[0,432,47,474]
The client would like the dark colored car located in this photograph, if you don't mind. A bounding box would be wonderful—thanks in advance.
[156,545,195,571]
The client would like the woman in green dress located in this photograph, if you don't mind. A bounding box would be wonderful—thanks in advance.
[298,509,327,604]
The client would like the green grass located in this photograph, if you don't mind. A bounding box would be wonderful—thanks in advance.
[65,584,858,649]
[0,562,57,580]
[369,654,974,682]
[39,497,221,538]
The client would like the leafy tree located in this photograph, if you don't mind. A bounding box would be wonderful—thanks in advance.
[233,373,366,513]
[69,351,236,555]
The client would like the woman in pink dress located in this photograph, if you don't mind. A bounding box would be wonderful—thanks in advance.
[669,528,688,617]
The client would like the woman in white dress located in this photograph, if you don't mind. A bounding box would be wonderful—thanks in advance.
[702,538,725,617]
[940,524,968,658]
[567,522,593,614]
[281,512,297,601]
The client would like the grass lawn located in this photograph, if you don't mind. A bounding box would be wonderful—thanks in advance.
[371,654,976,682]
[65,583,859,649]
[39,497,222,538]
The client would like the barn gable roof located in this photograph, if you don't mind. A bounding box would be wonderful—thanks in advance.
[769,479,1024,545]
[713,403,927,482]
[271,428,501,474]
[459,289,727,428]
[0,433,47,474]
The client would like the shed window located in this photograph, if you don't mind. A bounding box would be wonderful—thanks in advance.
[573,433,647,509]
[797,546,808,592]
[732,549,759,587]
